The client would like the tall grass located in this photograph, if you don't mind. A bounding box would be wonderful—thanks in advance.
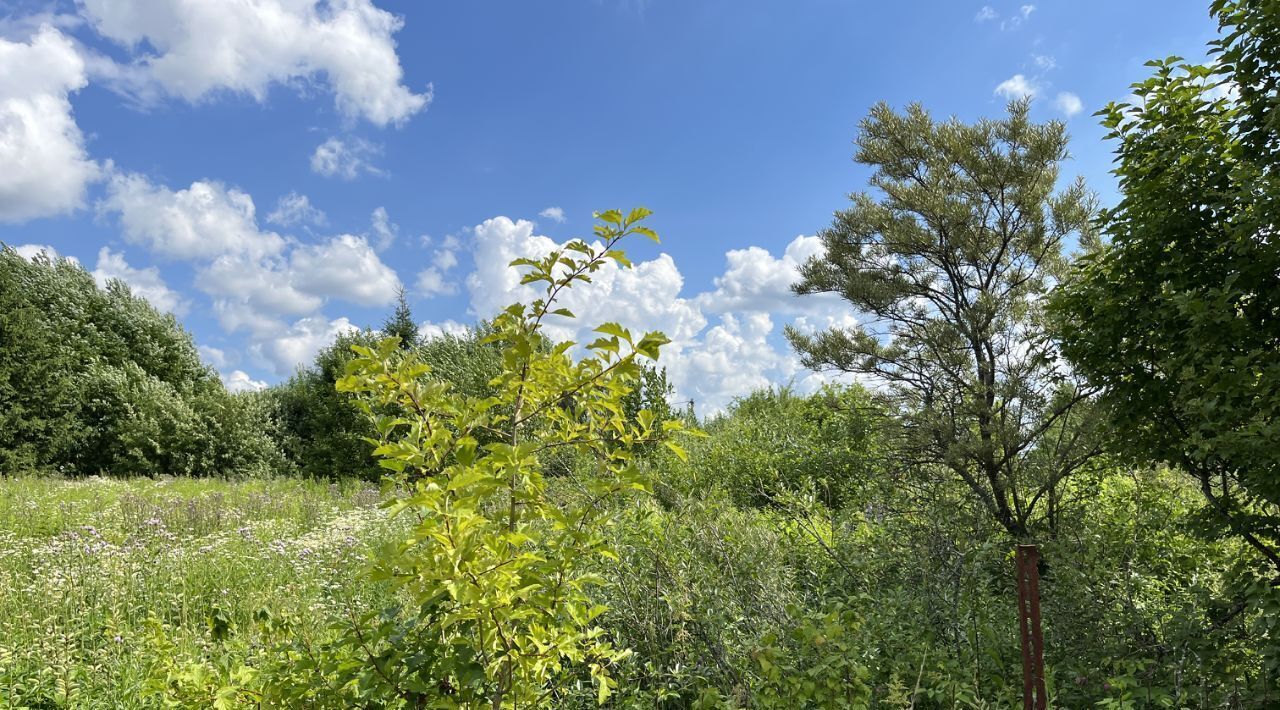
[0,476,395,708]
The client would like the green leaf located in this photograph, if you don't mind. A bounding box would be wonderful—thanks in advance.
[594,322,633,343]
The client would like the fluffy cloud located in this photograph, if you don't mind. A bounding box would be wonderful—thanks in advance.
[0,25,99,223]
[538,206,566,223]
[455,215,854,414]
[415,234,460,297]
[696,235,842,316]
[1053,91,1084,117]
[310,136,384,179]
[369,206,396,250]
[975,6,997,22]
[198,256,323,318]
[222,369,268,393]
[79,0,431,126]
[98,172,400,383]
[101,172,399,311]
[252,315,357,376]
[995,74,1038,100]
[668,313,787,409]
[198,345,230,369]
[419,319,470,340]
[266,192,326,228]
[102,172,286,261]
[92,247,188,315]
[290,234,401,306]
[465,216,706,345]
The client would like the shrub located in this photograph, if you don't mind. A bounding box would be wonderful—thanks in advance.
[688,385,884,509]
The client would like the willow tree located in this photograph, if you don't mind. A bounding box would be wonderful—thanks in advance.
[787,101,1100,538]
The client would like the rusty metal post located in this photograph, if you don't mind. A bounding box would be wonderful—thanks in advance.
[1016,544,1047,710]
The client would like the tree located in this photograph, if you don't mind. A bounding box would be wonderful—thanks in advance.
[787,101,1101,538]
[267,329,383,480]
[268,324,507,480]
[0,245,281,477]
[1050,0,1280,574]
[322,208,692,706]
[381,284,419,349]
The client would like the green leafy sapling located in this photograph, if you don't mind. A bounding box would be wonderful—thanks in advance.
[336,208,694,707]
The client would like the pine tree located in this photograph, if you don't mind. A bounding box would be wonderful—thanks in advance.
[787,100,1101,539]
[380,285,419,349]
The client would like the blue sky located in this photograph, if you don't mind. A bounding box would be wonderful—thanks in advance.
[1,1,1219,412]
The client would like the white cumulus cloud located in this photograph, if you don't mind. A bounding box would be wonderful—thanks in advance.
[419,319,470,340]
[222,369,268,393]
[266,191,326,228]
[101,172,287,261]
[415,234,460,297]
[9,243,76,263]
[697,234,842,317]
[0,25,99,223]
[252,315,358,376]
[538,206,566,223]
[369,206,396,250]
[79,0,431,126]
[98,172,400,381]
[454,215,855,414]
[198,345,230,369]
[995,74,1038,100]
[290,234,401,306]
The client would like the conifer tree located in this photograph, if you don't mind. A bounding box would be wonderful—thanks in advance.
[380,284,419,349]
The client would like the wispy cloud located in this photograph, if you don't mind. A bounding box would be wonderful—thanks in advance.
[310,137,386,180]
[995,74,1039,100]
[1053,92,1083,117]
[538,206,566,223]
[1033,54,1057,71]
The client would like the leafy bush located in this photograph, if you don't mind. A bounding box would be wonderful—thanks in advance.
[266,329,383,480]
[687,385,883,509]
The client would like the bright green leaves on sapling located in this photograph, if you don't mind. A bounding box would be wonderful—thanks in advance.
[335,208,694,707]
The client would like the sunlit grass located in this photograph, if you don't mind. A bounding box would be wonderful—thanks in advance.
[0,476,396,707]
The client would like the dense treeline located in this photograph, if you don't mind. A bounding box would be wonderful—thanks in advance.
[0,247,281,477]
[2,0,1279,706]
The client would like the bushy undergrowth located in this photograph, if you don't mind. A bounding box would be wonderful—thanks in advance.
[7,460,1272,708]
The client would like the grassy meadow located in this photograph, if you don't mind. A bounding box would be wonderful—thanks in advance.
[0,477,396,707]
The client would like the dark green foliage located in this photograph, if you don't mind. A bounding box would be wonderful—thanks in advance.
[788,101,1102,538]
[0,246,280,477]
[686,385,883,509]
[594,462,1272,708]
[266,329,383,480]
[380,285,419,349]
[621,362,675,424]
[267,324,505,480]
[1051,0,1280,574]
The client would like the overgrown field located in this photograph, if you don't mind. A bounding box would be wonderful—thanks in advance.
[0,477,395,706]
[1,469,1273,708]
